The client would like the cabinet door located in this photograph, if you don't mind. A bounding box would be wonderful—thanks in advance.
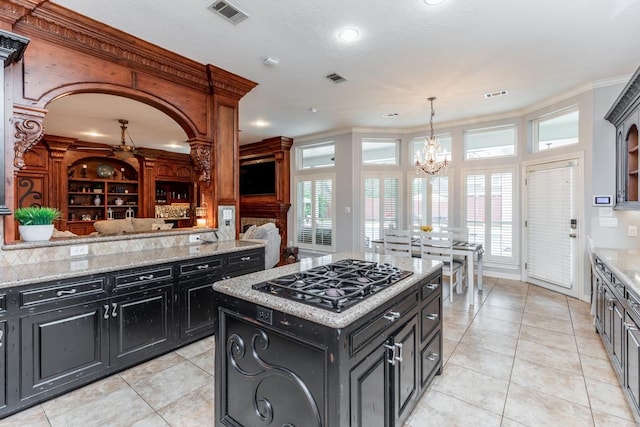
[594,270,604,332]
[392,317,418,426]
[349,342,390,427]
[19,302,108,400]
[613,297,625,372]
[109,284,174,368]
[180,278,216,342]
[0,320,5,410]
[603,286,614,349]
[625,314,640,411]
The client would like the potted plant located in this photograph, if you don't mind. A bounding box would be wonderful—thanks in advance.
[14,206,61,242]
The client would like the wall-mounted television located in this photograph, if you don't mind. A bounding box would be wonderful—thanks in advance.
[240,159,276,195]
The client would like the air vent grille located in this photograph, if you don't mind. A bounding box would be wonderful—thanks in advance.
[484,89,508,99]
[208,0,249,25]
[325,73,347,84]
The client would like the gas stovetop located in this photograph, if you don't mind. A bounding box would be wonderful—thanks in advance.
[251,259,413,312]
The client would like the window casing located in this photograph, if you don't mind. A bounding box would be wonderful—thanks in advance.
[296,142,335,170]
[533,107,579,152]
[294,175,335,251]
[464,125,517,160]
[409,174,450,232]
[410,134,452,164]
[362,138,400,165]
[464,168,515,265]
[362,173,402,249]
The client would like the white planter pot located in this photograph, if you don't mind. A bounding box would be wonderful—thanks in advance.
[19,224,54,242]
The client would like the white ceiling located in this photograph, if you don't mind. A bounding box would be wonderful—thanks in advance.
[47,0,640,152]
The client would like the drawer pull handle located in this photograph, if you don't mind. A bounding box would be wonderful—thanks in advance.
[394,342,403,363]
[0,330,4,347]
[384,343,397,366]
[104,304,109,320]
[241,256,251,261]
[112,303,118,318]
[426,352,439,361]
[56,288,77,297]
[625,322,638,331]
[196,264,209,270]
[138,274,154,281]
[424,313,439,320]
[426,283,439,290]
[383,311,401,321]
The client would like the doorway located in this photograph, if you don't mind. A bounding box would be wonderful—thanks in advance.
[522,154,583,298]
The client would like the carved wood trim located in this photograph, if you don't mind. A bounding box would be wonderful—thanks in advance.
[606,65,640,126]
[189,140,212,184]
[12,105,45,169]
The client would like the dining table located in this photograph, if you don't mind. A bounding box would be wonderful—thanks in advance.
[372,238,484,304]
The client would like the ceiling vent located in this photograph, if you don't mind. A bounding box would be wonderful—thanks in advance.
[325,73,347,84]
[208,1,249,25]
[484,89,508,99]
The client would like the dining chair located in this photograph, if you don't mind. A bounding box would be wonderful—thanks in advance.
[383,229,413,258]
[418,231,466,302]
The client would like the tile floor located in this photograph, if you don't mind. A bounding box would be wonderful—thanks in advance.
[1,276,638,426]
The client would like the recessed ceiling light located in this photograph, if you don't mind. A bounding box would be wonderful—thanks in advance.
[309,108,318,113]
[338,27,359,42]
[382,113,399,118]
[424,0,446,5]
[252,120,269,127]
[81,131,106,138]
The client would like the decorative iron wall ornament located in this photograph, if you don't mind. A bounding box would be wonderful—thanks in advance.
[189,141,212,183]
[13,105,46,169]
[226,329,322,427]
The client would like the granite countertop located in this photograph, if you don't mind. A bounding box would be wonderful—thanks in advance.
[593,247,640,295]
[212,251,442,329]
[0,240,265,289]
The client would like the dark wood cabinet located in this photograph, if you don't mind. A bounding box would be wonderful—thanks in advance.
[349,341,390,427]
[19,301,109,401]
[392,316,419,426]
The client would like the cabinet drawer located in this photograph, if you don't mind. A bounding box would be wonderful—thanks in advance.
[226,250,263,272]
[179,256,223,277]
[628,289,640,321]
[420,295,441,341]
[421,331,441,387]
[350,291,418,356]
[20,276,107,308]
[112,265,173,291]
[420,278,441,301]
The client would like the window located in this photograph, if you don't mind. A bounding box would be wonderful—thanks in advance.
[294,175,335,250]
[362,173,401,249]
[464,125,516,160]
[409,175,449,231]
[533,107,579,151]
[410,134,452,164]
[464,168,515,264]
[296,142,335,170]
[362,138,399,165]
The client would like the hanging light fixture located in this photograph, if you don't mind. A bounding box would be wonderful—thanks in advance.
[414,97,449,181]
[112,119,137,153]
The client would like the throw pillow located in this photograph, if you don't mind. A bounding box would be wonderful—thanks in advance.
[253,222,276,239]
[94,218,135,234]
[243,224,257,239]
[132,218,163,232]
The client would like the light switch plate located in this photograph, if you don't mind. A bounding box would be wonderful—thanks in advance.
[189,234,200,243]
[629,226,638,237]
[599,217,618,228]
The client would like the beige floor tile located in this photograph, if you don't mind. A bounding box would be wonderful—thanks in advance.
[432,364,509,415]
[483,292,527,311]
[575,333,609,361]
[129,361,212,410]
[475,304,524,324]
[0,405,50,427]
[592,409,640,427]
[580,353,621,385]
[518,324,578,353]
[585,376,636,421]
[521,310,575,335]
[503,383,594,427]
[499,418,529,427]
[442,336,460,364]
[574,320,600,339]
[175,335,215,360]
[447,344,514,381]
[459,328,518,357]
[157,381,215,426]
[130,413,170,426]
[119,351,187,386]
[515,339,582,373]
[467,315,521,339]
[189,348,215,375]
[443,320,470,343]
[405,389,502,427]
[510,358,590,407]
[46,387,156,427]
[524,300,572,321]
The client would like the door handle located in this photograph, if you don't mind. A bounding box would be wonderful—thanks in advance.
[104,304,110,320]
[569,233,577,238]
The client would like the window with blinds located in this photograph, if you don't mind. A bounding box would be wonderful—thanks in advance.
[409,175,449,231]
[294,175,335,250]
[362,174,401,249]
[464,169,515,264]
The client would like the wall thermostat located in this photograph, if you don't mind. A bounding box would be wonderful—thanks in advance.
[593,195,613,207]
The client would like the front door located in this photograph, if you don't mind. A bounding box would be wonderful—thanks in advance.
[523,156,582,298]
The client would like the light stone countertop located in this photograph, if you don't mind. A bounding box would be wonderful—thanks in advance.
[212,251,442,329]
[0,240,265,289]
[593,247,640,295]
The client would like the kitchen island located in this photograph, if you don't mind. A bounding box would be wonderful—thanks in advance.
[213,252,443,427]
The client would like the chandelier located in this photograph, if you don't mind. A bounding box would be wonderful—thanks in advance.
[112,119,137,153]
[414,97,449,180]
